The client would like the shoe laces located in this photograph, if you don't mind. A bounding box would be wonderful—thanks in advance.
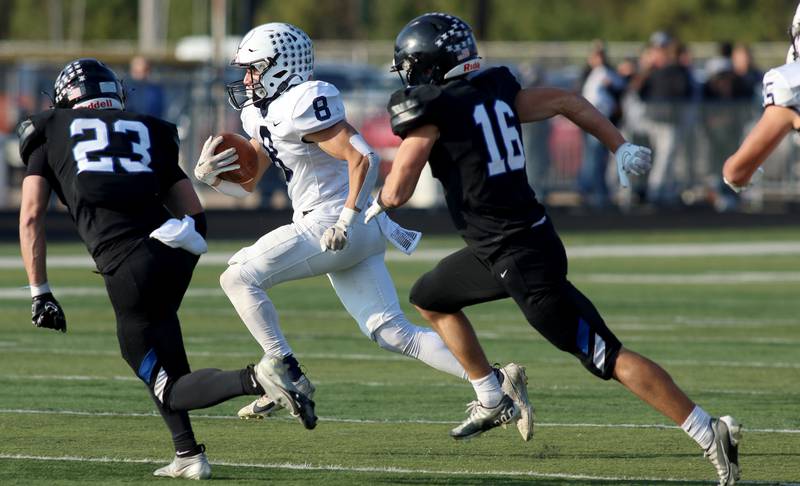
[464,400,484,419]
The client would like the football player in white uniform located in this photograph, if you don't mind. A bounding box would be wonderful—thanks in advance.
[193,22,533,439]
[723,3,800,191]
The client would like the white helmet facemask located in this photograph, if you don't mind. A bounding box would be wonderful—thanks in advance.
[226,22,314,110]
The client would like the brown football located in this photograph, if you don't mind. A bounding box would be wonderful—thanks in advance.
[215,133,258,184]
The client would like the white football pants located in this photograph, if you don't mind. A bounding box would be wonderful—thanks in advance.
[219,211,467,380]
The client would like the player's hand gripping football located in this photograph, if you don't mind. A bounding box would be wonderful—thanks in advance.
[614,142,652,188]
[31,292,66,333]
[194,135,240,186]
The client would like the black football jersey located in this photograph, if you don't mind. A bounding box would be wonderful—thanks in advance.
[388,67,546,261]
[18,108,186,272]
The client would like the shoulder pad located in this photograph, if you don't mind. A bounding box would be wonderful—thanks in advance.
[762,64,800,109]
[290,81,345,136]
[387,85,443,138]
[17,111,52,164]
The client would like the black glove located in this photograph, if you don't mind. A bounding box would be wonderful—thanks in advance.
[31,292,66,333]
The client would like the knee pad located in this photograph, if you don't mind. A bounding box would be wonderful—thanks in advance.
[372,318,418,356]
[219,264,243,295]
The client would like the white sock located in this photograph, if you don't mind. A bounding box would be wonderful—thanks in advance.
[470,372,503,408]
[681,405,714,450]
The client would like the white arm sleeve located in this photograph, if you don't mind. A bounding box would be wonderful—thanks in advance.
[291,81,346,137]
[214,180,251,199]
[348,134,380,211]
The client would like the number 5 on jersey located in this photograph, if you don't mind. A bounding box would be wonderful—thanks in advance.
[473,100,525,176]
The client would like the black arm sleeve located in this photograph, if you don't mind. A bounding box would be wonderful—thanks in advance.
[387,85,443,139]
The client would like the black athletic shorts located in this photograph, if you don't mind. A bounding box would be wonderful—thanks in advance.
[410,218,622,379]
[102,238,199,391]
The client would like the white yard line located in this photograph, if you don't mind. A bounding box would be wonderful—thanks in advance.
[2,346,799,369]
[3,268,800,301]
[0,408,797,435]
[5,453,780,484]
[4,374,796,397]
[1,240,800,270]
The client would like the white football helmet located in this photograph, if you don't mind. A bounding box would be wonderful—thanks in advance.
[788,2,800,63]
[227,22,314,110]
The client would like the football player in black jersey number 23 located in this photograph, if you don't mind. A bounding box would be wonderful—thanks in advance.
[17,59,312,480]
[364,13,741,486]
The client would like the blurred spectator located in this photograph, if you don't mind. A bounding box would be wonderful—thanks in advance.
[732,43,762,100]
[577,40,625,208]
[125,56,165,118]
[631,34,694,205]
[703,42,758,211]
[704,41,753,100]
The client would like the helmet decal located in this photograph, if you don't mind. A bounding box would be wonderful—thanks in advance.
[54,58,126,110]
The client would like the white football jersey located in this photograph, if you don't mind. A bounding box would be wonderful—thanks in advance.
[241,81,348,215]
[762,62,800,110]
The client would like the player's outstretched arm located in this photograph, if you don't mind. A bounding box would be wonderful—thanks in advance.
[20,174,66,333]
[722,105,796,192]
[306,121,380,251]
[516,87,625,151]
[20,174,51,291]
[365,124,438,224]
[515,87,651,187]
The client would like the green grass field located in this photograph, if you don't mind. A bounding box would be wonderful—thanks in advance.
[1,228,799,485]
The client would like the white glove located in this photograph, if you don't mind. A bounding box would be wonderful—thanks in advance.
[724,167,764,193]
[320,208,357,252]
[194,135,240,186]
[364,198,385,224]
[614,142,652,187]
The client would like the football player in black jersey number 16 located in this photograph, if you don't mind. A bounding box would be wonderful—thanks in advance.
[18,58,313,480]
[364,13,741,486]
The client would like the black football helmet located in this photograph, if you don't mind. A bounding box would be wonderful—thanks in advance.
[54,58,126,109]
[391,12,480,86]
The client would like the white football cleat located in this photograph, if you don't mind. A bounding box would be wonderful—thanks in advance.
[705,415,742,486]
[253,355,317,429]
[238,374,316,420]
[449,395,519,440]
[153,445,211,480]
[498,363,534,442]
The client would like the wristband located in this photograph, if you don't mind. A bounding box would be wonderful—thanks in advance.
[30,282,51,298]
[338,207,357,227]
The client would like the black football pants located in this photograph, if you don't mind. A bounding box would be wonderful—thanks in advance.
[103,238,261,452]
[409,219,622,380]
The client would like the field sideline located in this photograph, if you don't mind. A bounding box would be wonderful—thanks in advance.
[1,228,799,485]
